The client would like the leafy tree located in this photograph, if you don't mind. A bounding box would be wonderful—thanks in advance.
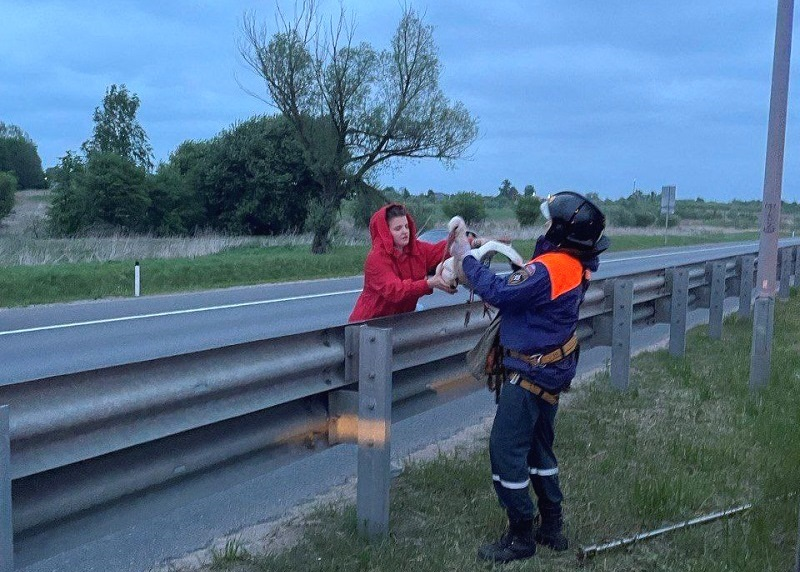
[404,194,439,232]
[498,179,519,201]
[49,152,150,233]
[240,2,478,253]
[81,84,154,171]
[0,171,17,219]
[523,184,536,197]
[82,153,150,231]
[515,194,542,226]
[47,151,88,235]
[0,122,46,189]
[350,183,388,229]
[195,115,319,235]
[440,192,486,225]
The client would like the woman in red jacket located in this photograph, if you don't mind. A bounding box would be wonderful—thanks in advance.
[349,203,456,322]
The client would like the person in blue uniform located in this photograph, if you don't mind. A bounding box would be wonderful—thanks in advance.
[449,191,609,564]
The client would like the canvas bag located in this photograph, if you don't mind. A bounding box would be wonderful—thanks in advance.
[466,313,505,400]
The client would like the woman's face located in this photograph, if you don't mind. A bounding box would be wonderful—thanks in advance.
[388,215,410,249]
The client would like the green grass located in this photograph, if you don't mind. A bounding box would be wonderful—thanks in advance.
[203,289,800,572]
[0,245,369,307]
[0,231,762,308]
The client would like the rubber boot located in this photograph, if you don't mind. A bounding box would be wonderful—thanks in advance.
[477,518,537,563]
[533,510,569,551]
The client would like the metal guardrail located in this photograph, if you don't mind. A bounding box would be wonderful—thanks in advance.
[1,243,799,543]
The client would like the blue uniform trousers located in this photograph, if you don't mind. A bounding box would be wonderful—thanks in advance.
[489,380,563,522]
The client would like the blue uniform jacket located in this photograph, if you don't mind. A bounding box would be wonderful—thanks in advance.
[462,237,600,392]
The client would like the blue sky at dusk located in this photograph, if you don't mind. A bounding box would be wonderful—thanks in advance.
[2,1,799,202]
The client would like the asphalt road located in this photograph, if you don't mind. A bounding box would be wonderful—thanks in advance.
[2,240,794,384]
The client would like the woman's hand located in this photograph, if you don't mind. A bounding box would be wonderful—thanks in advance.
[427,271,457,294]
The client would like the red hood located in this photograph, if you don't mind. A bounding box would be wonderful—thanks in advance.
[368,203,421,256]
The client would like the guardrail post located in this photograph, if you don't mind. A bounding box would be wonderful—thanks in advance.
[737,255,756,318]
[780,248,792,300]
[794,245,800,285]
[668,268,689,357]
[356,326,392,541]
[708,262,726,340]
[611,280,633,391]
[1,405,12,572]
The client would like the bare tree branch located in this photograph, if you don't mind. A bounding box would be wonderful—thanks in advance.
[238,1,477,253]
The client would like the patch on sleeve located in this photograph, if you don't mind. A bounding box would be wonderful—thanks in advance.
[507,269,529,286]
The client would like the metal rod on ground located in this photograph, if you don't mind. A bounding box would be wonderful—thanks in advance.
[577,504,752,561]
[1,405,12,572]
[134,261,141,297]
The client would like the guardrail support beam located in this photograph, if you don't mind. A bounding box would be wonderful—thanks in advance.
[737,255,756,318]
[708,262,726,340]
[611,280,633,391]
[668,268,689,357]
[356,326,392,541]
[780,248,792,300]
[1,405,12,572]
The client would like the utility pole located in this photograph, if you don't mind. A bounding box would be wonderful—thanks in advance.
[749,0,794,391]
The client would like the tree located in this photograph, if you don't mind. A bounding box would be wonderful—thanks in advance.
[350,183,387,229]
[0,122,46,189]
[523,184,536,197]
[440,192,486,225]
[47,151,88,235]
[498,179,518,201]
[202,115,319,235]
[81,84,154,171]
[515,194,541,226]
[82,153,150,231]
[240,2,478,253]
[0,171,17,219]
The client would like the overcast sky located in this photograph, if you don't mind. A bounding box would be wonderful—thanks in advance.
[2,1,799,202]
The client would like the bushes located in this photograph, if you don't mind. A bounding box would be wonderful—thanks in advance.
[189,115,318,235]
[48,114,319,237]
[83,153,150,232]
[515,195,541,226]
[0,171,17,219]
[0,123,46,189]
[350,186,388,229]
[441,192,486,225]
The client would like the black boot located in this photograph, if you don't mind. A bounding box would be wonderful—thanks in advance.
[533,511,569,551]
[477,518,537,563]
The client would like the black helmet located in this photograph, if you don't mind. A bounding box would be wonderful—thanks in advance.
[541,191,609,254]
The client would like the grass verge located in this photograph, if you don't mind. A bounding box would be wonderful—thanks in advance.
[193,289,800,572]
[0,231,762,308]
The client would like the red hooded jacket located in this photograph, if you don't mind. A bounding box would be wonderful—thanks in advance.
[349,204,447,322]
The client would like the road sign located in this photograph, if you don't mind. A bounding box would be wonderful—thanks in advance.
[660,185,676,215]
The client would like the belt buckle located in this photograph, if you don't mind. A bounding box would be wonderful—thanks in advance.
[509,372,520,385]
[530,353,544,366]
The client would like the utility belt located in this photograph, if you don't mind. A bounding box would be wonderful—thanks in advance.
[504,333,578,367]
[508,372,560,405]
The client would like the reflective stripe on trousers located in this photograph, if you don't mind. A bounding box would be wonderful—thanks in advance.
[489,382,564,521]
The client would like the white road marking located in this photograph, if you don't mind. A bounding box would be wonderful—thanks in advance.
[0,244,754,336]
[0,289,363,336]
